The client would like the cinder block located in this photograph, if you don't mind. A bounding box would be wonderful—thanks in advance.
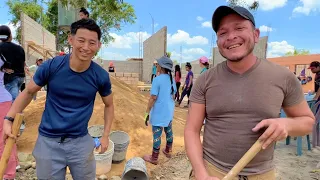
[119,77,128,81]
[123,73,132,77]
[115,72,124,77]
[131,73,139,78]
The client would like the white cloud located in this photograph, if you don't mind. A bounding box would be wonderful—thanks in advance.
[259,25,273,32]
[230,0,287,11]
[168,30,208,45]
[196,16,204,21]
[293,0,320,15]
[267,41,294,58]
[101,51,131,60]
[154,23,159,27]
[108,31,150,49]
[201,21,211,28]
[182,48,206,55]
[170,51,195,62]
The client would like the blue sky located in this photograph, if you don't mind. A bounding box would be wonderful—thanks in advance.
[0,0,319,62]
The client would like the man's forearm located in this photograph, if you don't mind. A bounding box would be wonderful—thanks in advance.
[6,90,34,118]
[286,116,315,136]
[185,129,208,179]
[103,105,114,136]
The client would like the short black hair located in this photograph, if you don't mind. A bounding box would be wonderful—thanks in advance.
[186,62,192,69]
[79,7,89,17]
[70,18,101,40]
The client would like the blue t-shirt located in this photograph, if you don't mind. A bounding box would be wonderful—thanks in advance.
[152,65,157,75]
[200,67,208,74]
[185,71,194,85]
[150,74,176,127]
[33,54,112,138]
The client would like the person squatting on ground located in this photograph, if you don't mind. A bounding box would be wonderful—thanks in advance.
[185,5,315,180]
[199,56,209,74]
[143,56,177,165]
[0,49,18,180]
[3,18,115,180]
[0,25,26,102]
[174,64,181,102]
[176,62,193,107]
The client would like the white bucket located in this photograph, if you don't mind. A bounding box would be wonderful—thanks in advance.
[88,125,104,138]
[94,139,114,175]
[122,157,149,180]
[109,131,130,163]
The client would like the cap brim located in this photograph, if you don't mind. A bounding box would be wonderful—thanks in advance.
[212,6,251,32]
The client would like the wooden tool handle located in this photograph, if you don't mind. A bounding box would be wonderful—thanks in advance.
[222,140,263,180]
[0,113,24,179]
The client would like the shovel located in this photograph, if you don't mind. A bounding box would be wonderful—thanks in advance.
[0,113,24,179]
[222,140,264,180]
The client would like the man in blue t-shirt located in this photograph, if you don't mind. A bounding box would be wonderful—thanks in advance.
[3,19,114,179]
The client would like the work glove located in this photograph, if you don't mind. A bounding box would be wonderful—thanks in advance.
[144,113,149,126]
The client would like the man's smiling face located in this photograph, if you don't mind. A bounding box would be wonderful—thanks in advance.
[216,13,260,62]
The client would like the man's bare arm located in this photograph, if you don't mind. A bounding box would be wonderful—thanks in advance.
[283,100,315,136]
[185,102,208,179]
[6,79,41,118]
[101,93,114,137]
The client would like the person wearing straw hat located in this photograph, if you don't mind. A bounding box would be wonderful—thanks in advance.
[143,56,177,165]
[185,5,315,180]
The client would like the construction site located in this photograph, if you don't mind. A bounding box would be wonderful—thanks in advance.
[7,9,320,180]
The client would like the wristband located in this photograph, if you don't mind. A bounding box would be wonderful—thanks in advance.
[4,116,14,122]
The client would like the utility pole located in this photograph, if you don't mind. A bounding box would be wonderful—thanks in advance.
[149,13,154,34]
[180,45,182,67]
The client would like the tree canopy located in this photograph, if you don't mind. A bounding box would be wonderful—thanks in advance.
[6,0,136,46]
[227,0,259,11]
[285,49,310,56]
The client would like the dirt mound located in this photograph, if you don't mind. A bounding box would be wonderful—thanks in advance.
[17,76,188,177]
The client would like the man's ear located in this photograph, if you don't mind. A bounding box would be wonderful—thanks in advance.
[68,35,73,46]
[254,28,260,43]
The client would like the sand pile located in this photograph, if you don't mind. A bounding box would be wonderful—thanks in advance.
[17,76,188,176]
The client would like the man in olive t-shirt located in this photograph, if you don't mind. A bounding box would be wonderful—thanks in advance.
[185,5,315,180]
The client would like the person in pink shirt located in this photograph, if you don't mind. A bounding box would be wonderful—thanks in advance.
[0,53,17,180]
[174,64,181,101]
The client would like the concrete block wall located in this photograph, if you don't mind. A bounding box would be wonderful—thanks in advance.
[102,60,142,74]
[212,36,268,67]
[109,72,140,85]
[143,26,167,83]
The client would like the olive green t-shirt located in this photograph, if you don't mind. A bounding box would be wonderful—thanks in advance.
[190,58,304,175]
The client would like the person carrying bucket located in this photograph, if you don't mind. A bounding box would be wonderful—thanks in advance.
[143,56,177,165]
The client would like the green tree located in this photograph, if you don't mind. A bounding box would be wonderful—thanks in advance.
[166,52,171,58]
[6,0,136,45]
[285,49,310,56]
[227,0,259,11]
[6,0,42,43]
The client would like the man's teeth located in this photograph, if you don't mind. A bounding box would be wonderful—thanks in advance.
[228,44,241,49]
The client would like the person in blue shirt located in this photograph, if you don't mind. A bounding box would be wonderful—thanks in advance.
[143,56,177,165]
[151,60,157,83]
[3,19,114,180]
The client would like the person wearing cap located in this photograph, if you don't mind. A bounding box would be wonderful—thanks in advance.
[143,56,177,165]
[185,5,314,180]
[108,61,115,72]
[151,60,157,83]
[176,62,193,107]
[199,56,209,74]
[0,25,26,102]
[308,61,320,100]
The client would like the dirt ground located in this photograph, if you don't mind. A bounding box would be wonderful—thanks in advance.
[16,76,320,180]
[16,76,188,178]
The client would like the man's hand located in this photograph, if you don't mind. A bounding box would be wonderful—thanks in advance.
[3,120,15,143]
[144,113,149,126]
[252,118,289,149]
[98,135,109,154]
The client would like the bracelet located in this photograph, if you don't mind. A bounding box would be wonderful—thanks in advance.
[4,116,14,122]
